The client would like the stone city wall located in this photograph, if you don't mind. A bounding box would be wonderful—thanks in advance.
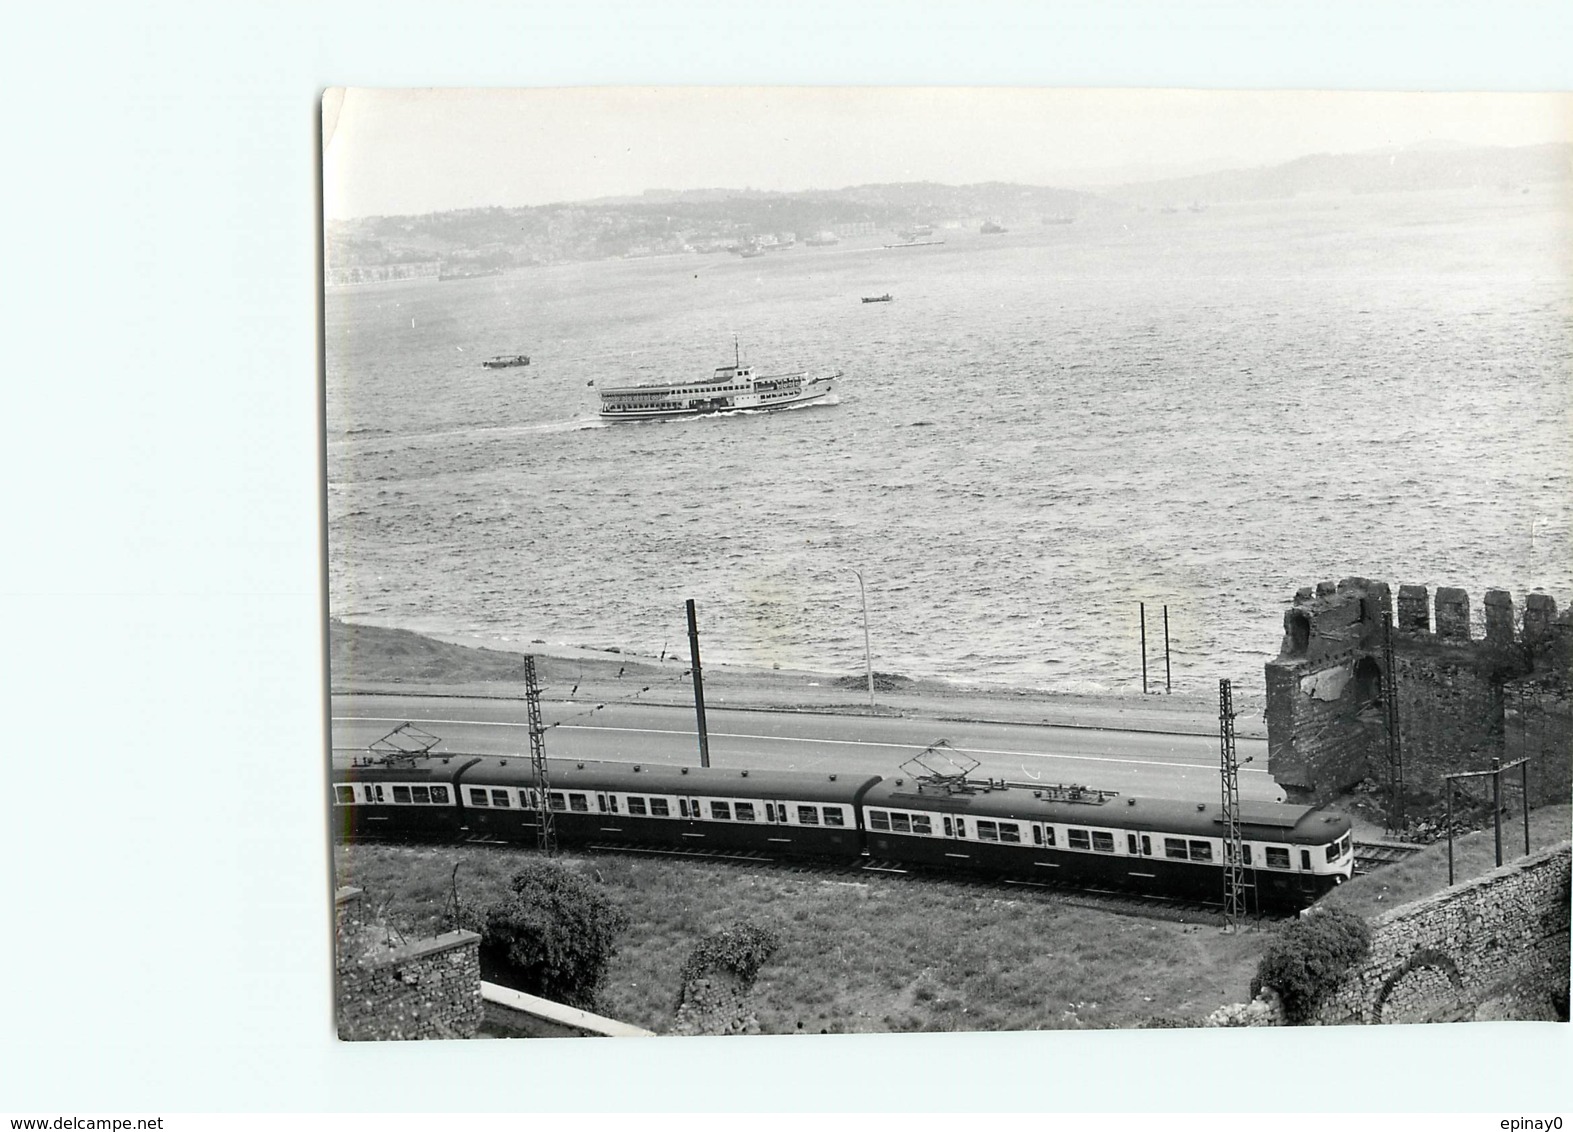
[334,887,483,1041]
[1265,579,1571,805]
[1315,842,1571,1025]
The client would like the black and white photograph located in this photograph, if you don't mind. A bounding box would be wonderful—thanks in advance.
[322,87,1571,1042]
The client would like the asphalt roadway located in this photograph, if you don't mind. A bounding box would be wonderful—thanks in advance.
[331,692,1283,803]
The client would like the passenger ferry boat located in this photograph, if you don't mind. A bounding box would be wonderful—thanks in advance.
[598,348,838,422]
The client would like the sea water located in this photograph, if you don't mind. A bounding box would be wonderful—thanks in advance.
[324,188,1573,695]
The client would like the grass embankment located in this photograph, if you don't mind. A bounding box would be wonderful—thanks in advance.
[1319,804,1571,920]
[337,842,1266,1035]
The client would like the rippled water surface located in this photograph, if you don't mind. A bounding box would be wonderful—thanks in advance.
[325,190,1573,694]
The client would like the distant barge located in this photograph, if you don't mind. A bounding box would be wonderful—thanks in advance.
[482,354,531,369]
[861,294,893,303]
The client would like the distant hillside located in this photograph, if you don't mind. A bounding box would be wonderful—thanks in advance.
[324,181,1103,274]
[1104,142,1571,207]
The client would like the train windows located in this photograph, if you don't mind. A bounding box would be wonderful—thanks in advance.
[393,786,412,804]
[649,798,669,817]
[430,786,449,804]
[890,813,911,834]
[976,820,998,842]
[1127,833,1138,854]
[627,797,648,816]
[679,799,689,818]
[569,793,589,813]
[411,786,431,804]
[869,810,890,832]
[597,794,608,813]
[999,823,1021,844]
[334,785,354,804]
[1141,835,1150,856]
[823,807,845,827]
[1241,843,1252,865]
[609,795,619,814]
[1300,850,1311,871]
[1164,837,1189,860]
[797,806,820,825]
[492,790,511,808]
[372,785,385,802]
[735,803,756,822]
[712,801,732,821]
[1325,842,1340,863]
[1032,825,1043,846]
[1044,826,1055,847]
[469,788,490,807]
[1091,831,1114,853]
[1189,841,1213,863]
[954,819,965,838]
[1068,829,1091,851]
[549,792,566,812]
[764,803,777,822]
[1265,846,1290,869]
[909,814,931,835]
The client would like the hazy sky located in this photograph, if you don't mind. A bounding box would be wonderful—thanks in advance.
[323,87,1572,219]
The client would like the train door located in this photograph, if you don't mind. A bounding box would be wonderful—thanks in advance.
[940,813,970,863]
[764,801,793,848]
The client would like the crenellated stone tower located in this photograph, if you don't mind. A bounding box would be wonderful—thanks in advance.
[1265,578,1571,809]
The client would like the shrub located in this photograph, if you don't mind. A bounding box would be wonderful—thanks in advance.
[1250,906,1372,1024]
[680,921,782,988]
[463,861,630,1010]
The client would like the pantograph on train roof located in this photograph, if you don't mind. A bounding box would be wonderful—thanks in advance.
[897,738,1119,804]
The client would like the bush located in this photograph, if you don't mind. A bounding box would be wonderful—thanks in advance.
[680,921,782,988]
[1250,906,1372,1024]
[463,861,630,1010]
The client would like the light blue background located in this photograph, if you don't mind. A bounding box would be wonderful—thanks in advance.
[3,0,1569,1113]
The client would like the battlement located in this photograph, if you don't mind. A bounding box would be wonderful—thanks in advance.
[1278,577,1569,670]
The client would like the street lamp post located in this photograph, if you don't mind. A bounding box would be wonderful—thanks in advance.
[847,568,875,708]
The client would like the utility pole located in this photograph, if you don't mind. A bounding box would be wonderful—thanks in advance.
[1220,678,1246,931]
[1139,602,1148,694]
[686,598,711,768]
[1382,610,1405,832]
[1163,605,1172,694]
[523,654,555,855]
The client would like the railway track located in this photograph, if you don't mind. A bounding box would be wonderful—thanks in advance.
[1353,840,1426,874]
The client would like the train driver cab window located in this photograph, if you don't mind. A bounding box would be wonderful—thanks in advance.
[1300,850,1312,871]
[797,806,820,825]
[469,788,490,807]
[1265,846,1290,870]
[334,785,354,804]
[1325,842,1340,863]
[491,790,511,808]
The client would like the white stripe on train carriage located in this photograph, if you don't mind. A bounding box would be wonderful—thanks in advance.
[332,716,1271,775]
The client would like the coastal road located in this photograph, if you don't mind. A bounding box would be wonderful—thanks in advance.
[331,693,1282,803]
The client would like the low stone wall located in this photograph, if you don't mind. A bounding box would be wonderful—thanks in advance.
[335,888,484,1041]
[1316,842,1571,1025]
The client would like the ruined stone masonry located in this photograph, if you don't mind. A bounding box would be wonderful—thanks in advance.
[1265,578,1571,807]
[334,887,483,1041]
[1316,842,1570,1024]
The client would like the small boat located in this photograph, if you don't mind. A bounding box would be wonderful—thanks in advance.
[861,294,893,304]
[599,344,838,422]
[482,354,531,369]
